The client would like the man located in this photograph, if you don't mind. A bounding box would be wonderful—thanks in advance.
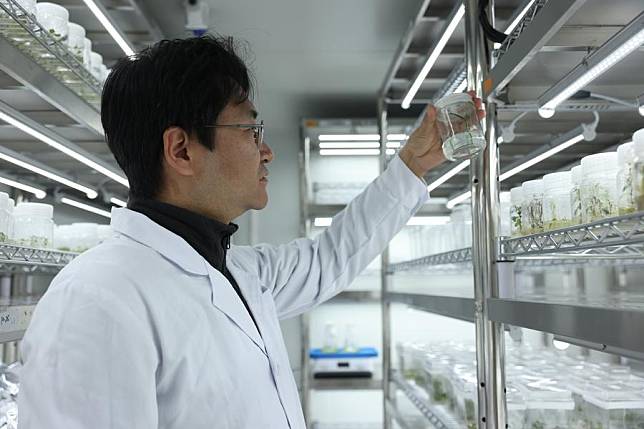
[18,36,482,428]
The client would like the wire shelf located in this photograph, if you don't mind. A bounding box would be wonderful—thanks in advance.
[501,212,644,258]
[496,0,548,56]
[0,243,78,271]
[0,0,102,106]
[391,371,461,429]
[388,248,472,273]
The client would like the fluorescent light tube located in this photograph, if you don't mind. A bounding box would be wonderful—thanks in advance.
[0,111,129,188]
[387,134,408,141]
[81,0,135,56]
[406,216,451,226]
[0,176,46,199]
[319,149,380,156]
[110,197,127,207]
[0,150,97,199]
[638,94,644,117]
[319,142,380,149]
[505,0,537,34]
[427,160,470,193]
[386,142,402,149]
[538,14,644,116]
[499,134,584,181]
[319,134,380,141]
[61,197,111,218]
[314,217,332,227]
[454,79,467,94]
[386,149,396,156]
[446,191,471,209]
[402,4,465,109]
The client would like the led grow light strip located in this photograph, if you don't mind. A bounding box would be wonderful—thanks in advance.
[427,160,470,193]
[446,191,471,209]
[109,197,127,207]
[319,149,395,156]
[498,134,584,181]
[319,142,381,149]
[538,14,644,118]
[318,134,408,141]
[81,0,135,56]
[0,149,97,199]
[315,216,451,227]
[0,175,46,199]
[0,111,129,187]
[61,197,111,218]
[402,4,465,109]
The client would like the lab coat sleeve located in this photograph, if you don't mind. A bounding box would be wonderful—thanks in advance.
[18,274,159,429]
[244,155,428,319]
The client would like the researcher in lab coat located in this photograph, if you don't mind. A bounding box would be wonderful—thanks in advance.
[18,36,483,428]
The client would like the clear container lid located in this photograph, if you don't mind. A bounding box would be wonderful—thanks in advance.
[67,22,86,44]
[14,202,53,219]
[521,179,544,198]
[0,193,9,210]
[617,141,635,165]
[583,384,644,410]
[510,186,523,204]
[90,52,103,66]
[634,129,644,157]
[543,171,572,193]
[7,199,14,213]
[581,152,618,176]
[36,2,69,20]
[84,37,92,50]
[500,191,511,203]
[434,93,472,110]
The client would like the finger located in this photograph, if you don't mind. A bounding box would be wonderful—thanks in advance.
[418,104,437,131]
[477,108,486,120]
[473,97,483,110]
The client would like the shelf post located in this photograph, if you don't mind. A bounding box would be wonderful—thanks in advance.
[465,0,507,427]
[377,97,392,429]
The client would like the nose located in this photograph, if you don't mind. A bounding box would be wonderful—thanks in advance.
[260,141,274,164]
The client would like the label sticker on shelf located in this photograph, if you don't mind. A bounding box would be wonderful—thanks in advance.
[0,305,33,333]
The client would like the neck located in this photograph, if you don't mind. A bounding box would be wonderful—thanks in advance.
[155,192,239,225]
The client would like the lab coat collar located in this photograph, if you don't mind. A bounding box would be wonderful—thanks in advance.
[110,208,209,276]
[111,208,267,354]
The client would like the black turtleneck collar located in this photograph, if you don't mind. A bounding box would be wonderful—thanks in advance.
[127,199,238,274]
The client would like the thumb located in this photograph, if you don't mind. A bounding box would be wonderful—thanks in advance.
[419,105,437,133]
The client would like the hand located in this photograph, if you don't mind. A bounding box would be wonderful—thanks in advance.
[399,91,485,178]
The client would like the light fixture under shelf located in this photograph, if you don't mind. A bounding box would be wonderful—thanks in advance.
[402,4,465,109]
[0,102,129,188]
[0,174,46,199]
[60,197,111,218]
[446,191,471,209]
[109,197,127,207]
[427,160,470,193]
[0,146,98,199]
[537,12,644,118]
[81,0,135,56]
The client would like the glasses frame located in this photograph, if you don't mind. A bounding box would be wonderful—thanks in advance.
[205,120,264,147]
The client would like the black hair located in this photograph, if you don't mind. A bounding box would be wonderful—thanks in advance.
[101,35,253,199]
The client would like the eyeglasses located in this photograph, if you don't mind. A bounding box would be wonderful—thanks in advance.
[205,120,264,147]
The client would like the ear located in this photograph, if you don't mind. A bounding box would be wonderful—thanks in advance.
[162,126,195,177]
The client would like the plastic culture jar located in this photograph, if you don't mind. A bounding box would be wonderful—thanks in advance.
[521,179,545,235]
[12,202,54,248]
[0,193,9,242]
[66,22,86,62]
[633,129,644,211]
[581,152,619,223]
[83,37,92,69]
[434,93,486,162]
[36,3,69,42]
[510,186,524,237]
[90,51,103,80]
[543,171,573,231]
[499,191,511,237]
[7,198,14,241]
[616,141,636,215]
[570,166,583,225]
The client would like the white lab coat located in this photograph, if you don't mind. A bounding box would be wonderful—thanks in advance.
[18,156,428,429]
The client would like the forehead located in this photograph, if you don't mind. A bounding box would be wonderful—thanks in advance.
[220,99,257,121]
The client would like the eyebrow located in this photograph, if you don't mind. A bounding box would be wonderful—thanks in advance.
[249,109,259,120]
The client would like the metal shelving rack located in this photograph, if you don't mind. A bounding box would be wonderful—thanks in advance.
[0,244,78,345]
[378,1,644,428]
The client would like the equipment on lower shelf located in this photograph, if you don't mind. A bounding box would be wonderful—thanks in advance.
[310,347,378,379]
